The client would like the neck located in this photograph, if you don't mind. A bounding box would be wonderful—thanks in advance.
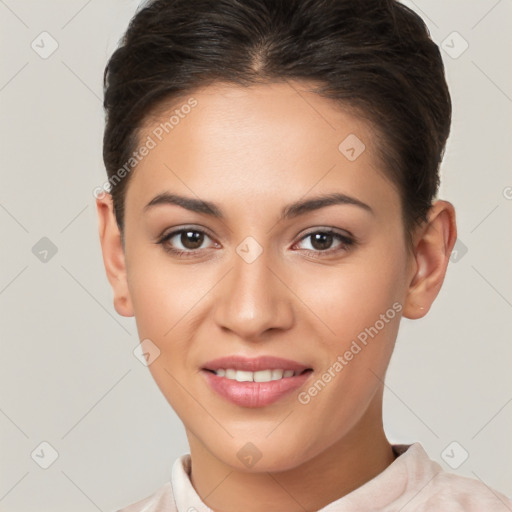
[186,393,396,512]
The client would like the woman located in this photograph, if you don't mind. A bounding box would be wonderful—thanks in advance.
[96,0,512,510]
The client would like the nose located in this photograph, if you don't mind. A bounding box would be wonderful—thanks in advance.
[213,247,295,341]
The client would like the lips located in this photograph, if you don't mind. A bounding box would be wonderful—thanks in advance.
[201,355,313,408]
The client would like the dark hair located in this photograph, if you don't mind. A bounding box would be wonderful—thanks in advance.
[102,0,451,249]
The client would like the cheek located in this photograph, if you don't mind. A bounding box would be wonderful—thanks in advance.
[125,252,202,412]
[292,252,405,434]
[293,247,407,342]
[126,242,206,333]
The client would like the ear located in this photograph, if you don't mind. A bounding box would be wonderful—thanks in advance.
[95,194,134,317]
[403,200,457,319]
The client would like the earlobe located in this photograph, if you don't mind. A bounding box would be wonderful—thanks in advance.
[403,200,457,320]
[95,194,134,317]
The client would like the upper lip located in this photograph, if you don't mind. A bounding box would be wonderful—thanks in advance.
[202,355,312,373]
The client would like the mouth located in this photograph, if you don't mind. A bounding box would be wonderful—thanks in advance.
[201,355,314,407]
[203,367,313,382]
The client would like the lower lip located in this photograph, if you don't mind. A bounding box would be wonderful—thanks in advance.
[201,370,313,408]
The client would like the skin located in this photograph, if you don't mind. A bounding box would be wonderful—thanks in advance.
[96,81,457,512]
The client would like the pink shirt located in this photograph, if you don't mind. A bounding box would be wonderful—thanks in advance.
[117,442,512,511]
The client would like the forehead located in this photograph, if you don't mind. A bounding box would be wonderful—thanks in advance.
[126,81,397,216]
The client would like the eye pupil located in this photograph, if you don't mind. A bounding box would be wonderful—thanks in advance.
[181,230,203,249]
[311,232,333,251]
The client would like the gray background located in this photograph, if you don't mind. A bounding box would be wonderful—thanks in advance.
[0,0,511,510]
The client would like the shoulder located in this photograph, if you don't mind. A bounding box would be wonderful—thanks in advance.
[397,444,512,512]
[115,481,174,512]
[418,471,512,511]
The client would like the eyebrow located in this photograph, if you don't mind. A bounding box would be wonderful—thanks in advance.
[143,191,374,220]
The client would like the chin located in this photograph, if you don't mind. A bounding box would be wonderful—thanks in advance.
[204,433,319,473]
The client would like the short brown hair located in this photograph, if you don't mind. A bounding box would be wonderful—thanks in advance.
[102,0,451,247]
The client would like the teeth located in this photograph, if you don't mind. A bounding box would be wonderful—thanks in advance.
[235,370,253,382]
[271,369,284,380]
[212,368,299,382]
[254,369,272,382]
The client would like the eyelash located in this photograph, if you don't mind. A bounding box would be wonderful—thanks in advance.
[156,226,356,258]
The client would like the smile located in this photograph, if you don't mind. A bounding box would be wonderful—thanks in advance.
[201,355,313,407]
[208,368,308,382]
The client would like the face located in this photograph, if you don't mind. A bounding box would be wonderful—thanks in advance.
[116,81,416,471]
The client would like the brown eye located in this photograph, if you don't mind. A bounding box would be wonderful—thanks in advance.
[295,229,354,256]
[179,230,204,250]
[310,232,335,251]
[157,227,216,256]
